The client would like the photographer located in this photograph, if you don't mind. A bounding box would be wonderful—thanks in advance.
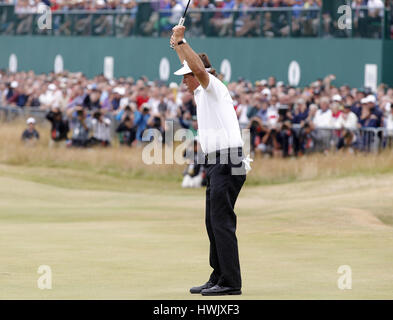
[69,106,90,147]
[46,106,69,147]
[90,110,112,147]
[146,111,167,143]
[134,102,151,142]
[182,138,206,189]
[116,115,137,147]
[115,104,135,123]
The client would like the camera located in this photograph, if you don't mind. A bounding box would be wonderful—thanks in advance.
[152,116,161,128]
[93,111,101,120]
[278,104,289,117]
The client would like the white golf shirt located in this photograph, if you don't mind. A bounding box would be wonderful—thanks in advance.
[337,111,358,130]
[193,73,243,154]
[313,109,333,128]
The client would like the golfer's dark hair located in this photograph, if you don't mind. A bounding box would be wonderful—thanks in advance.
[198,53,217,77]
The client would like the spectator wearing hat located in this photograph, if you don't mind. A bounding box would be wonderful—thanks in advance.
[39,83,62,109]
[111,87,125,111]
[358,95,380,151]
[366,94,383,127]
[21,117,40,144]
[352,89,366,118]
[6,81,19,105]
[330,102,343,128]
[261,87,272,101]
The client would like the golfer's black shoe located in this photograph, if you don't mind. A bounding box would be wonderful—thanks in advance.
[190,280,216,294]
[201,285,242,296]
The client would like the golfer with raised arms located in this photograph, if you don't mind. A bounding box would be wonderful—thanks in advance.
[171,25,247,296]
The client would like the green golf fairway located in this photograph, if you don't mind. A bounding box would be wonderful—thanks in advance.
[0,164,392,299]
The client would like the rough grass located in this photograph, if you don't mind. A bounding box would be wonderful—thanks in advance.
[1,121,393,186]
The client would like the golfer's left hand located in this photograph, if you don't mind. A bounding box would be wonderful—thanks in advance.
[171,25,186,45]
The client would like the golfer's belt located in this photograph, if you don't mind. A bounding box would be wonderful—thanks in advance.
[205,147,244,165]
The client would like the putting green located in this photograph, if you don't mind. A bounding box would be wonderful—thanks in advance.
[0,164,392,299]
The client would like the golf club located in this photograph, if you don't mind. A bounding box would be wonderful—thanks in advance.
[170,0,192,49]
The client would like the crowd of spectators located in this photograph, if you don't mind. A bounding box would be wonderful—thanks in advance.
[1,0,391,38]
[1,69,393,156]
[142,0,325,37]
[0,70,179,147]
[3,0,320,12]
[3,0,138,12]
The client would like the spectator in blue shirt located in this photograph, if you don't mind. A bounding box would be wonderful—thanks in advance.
[292,0,305,19]
[134,103,151,141]
[291,98,309,124]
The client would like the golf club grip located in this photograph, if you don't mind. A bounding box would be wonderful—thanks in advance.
[170,17,185,49]
[178,17,185,26]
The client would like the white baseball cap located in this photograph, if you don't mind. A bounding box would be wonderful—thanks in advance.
[113,87,126,95]
[48,83,57,91]
[276,81,284,87]
[174,60,212,76]
[366,95,376,104]
[361,97,368,104]
[26,117,36,124]
[262,88,271,96]
[141,102,151,110]
[11,81,18,88]
[332,94,342,102]
[169,82,179,89]
[174,60,193,76]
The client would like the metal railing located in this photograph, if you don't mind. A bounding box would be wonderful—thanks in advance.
[0,105,48,122]
[290,125,393,154]
[0,4,391,39]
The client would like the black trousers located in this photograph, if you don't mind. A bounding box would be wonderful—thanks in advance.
[204,148,246,289]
